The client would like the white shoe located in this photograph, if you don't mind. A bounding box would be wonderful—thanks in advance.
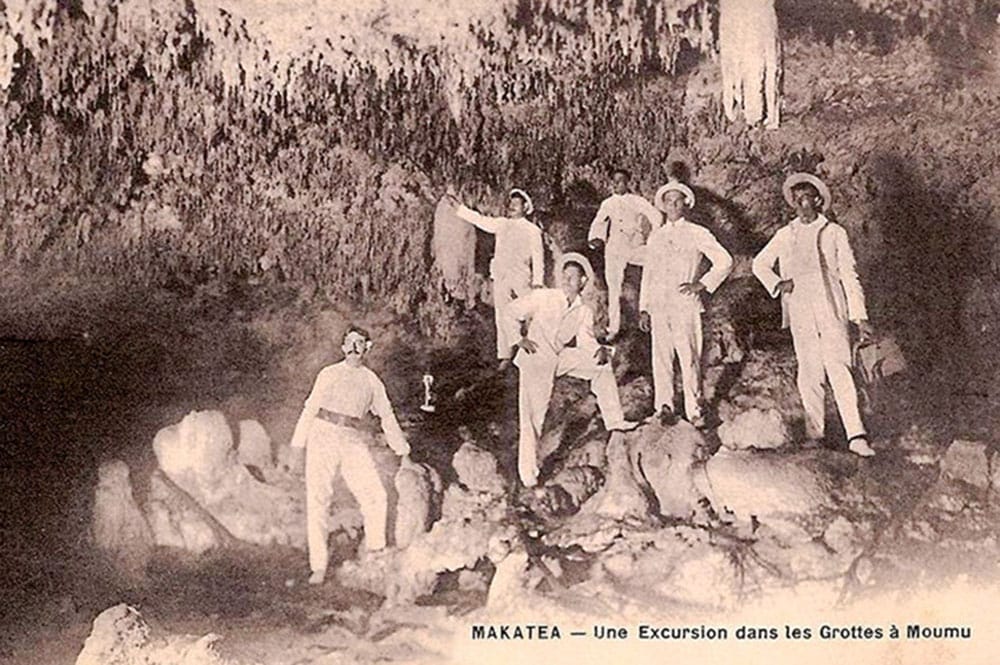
[308,570,326,585]
[848,437,876,458]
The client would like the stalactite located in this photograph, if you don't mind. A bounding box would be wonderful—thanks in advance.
[719,0,780,129]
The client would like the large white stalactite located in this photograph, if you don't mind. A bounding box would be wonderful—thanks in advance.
[719,0,781,128]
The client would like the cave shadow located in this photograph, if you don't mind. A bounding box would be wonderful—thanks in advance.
[865,151,992,417]
[776,0,898,50]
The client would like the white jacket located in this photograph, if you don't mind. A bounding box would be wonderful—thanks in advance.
[456,205,544,287]
[752,215,868,329]
[639,218,733,314]
[588,193,662,256]
[505,289,599,360]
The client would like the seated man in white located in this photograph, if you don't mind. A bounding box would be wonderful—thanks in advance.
[506,253,638,488]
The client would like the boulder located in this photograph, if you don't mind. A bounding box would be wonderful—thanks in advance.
[76,604,232,665]
[451,442,506,497]
[145,471,227,555]
[715,350,805,437]
[394,461,442,548]
[236,420,272,470]
[578,432,658,521]
[628,420,709,519]
[337,484,515,604]
[92,461,153,583]
[703,448,858,530]
[941,439,990,490]
[717,407,790,451]
[149,409,376,551]
[76,604,149,665]
[592,527,758,611]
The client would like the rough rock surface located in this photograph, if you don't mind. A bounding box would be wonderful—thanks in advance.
[628,420,710,519]
[451,442,506,497]
[704,448,853,523]
[716,350,804,441]
[941,439,991,490]
[92,460,153,583]
[76,604,233,665]
[337,446,515,604]
[394,461,443,548]
[236,419,273,470]
[578,432,657,521]
[717,407,790,451]
[150,410,307,549]
[145,470,227,555]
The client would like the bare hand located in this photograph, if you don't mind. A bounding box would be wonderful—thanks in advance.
[856,320,875,344]
[517,337,539,354]
[679,281,706,296]
[639,311,651,333]
[776,279,794,295]
[594,346,612,366]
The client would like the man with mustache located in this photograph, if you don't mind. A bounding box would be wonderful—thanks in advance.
[288,326,411,585]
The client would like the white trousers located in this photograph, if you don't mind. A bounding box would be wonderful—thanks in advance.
[650,305,703,420]
[789,312,865,440]
[516,348,625,486]
[305,421,387,574]
[604,247,645,336]
[493,277,533,359]
[604,251,629,337]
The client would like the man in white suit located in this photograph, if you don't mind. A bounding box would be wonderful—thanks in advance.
[588,168,662,339]
[506,253,638,487]
[752,173,876,457]
[639,181,733,429]
[449,189,545,367]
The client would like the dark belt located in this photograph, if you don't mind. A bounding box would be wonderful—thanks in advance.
[315,408,375,434]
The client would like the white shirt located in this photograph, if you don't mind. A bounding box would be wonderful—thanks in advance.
[752,214,868,328]
[639,217,733,313]
[588,193,663,255]
[505,289,599,359]
[456,205,544,287]
[290,361,409,455]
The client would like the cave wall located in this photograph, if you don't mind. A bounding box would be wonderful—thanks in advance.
[1,0,999,379]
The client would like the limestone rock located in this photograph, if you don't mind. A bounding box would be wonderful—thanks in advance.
[145,471,225,555]
[628,420,709,519]
[716,350,804,435]
[337,484,515,603]
[433,197,478,302]
[149,410,308,550]
[92,461,153,583]
[579,432,657,521]
[717,407,790,451]
[394,461,442,548]
[704,448,852,522]
[451,442,505,496]
[941,439,990,490]
[592,527,753,611]
[486,549,533,609]
[76,604,149,665]
[549,465,604,509]
[77,604,234,665]
[237,419,272,470]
